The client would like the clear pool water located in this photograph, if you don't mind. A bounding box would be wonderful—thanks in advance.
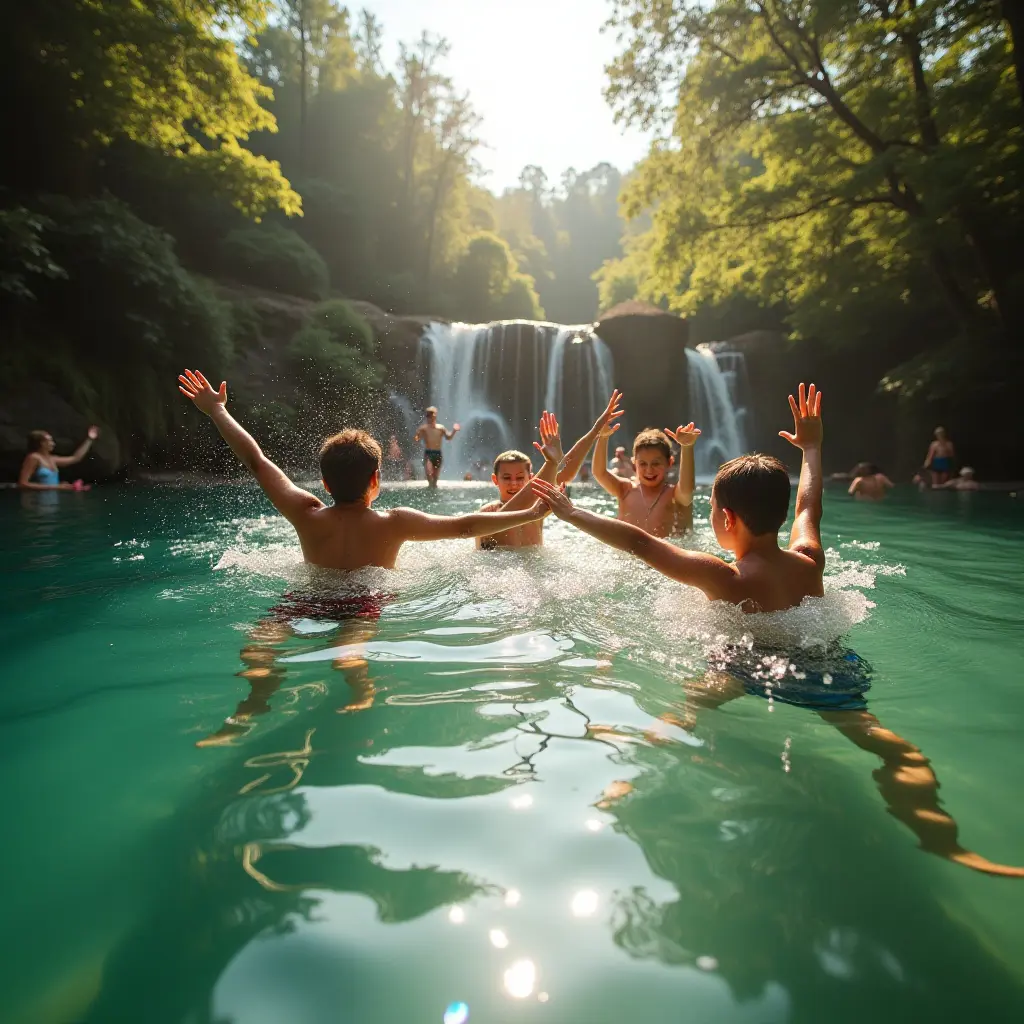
[2,482,1023,1023]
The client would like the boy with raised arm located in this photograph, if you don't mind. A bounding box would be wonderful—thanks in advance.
[533,383,826,613]
[414,406,460,488]
[177,369,545,570]
[477,396,625,549]
[591,394,700,537]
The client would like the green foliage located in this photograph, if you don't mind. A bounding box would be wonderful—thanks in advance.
[450,233,543,322]
[605,0,1024,383]
[593,259,637,312]
[0,206,65,300]
[288,327,382,392]
[310,299,375,357]
[221,223,329,299]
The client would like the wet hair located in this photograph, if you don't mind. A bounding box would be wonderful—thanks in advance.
[493,449,532,476]
[632,428,672,461]
[853,462,880,477]
[712,454,791,536]
[425,406,438,416]
[27,430,50,452]
[319,429,382,502]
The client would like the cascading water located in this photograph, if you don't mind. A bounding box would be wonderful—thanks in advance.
[685,344,749,476]
[414,321,615,476]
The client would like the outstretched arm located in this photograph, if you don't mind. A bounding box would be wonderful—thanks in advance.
[178,369,322,524]
[666,423,700,508]
[590,391,632,500]
[392,502,547,542]
[557,394,625,485]
[780,383,825,569]
[531,478,736,599]
[52,426,99,468]
[501,412,563,514]
[444,423,461,441]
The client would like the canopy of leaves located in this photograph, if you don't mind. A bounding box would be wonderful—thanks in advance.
[220,222,329,299]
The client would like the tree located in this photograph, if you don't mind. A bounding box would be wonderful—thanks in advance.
[604,0,1024,355]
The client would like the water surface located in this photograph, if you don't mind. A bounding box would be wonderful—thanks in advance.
[1,482,1023,1023]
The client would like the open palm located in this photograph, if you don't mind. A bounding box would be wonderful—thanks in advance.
[178,368,227,416]
[779,383,823,450]
[666,422,701,448]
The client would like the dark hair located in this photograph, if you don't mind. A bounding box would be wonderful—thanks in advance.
[632,428,672,461]
[853,462,880,477]
[319,429,382,502]
[492,449,532,476]
[713,454,791,536]
[27,430,49,453]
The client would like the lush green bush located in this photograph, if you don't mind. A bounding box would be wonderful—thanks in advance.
[310,299,375,356]
[499,274,544,321]
[0,206,64,301]
[220,223,329,300]
[288,326,382,393]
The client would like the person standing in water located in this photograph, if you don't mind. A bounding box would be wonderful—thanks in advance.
[609,445,634,479]
[848,463,894,501]
[18,426,99,491]
[924,426,956,486]
[414,406,460,488]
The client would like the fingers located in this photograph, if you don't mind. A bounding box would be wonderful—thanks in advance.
[788,393,799,421]
[219,382,228,399]
[814,389,822,416]
[779,431,796,443]
[178,386,194,398]
[196,370,211,389]
[806,383,816,416]
[798,382,807,417]
[184,368,203,389]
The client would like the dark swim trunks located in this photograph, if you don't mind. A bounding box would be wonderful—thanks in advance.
[424,449,443,469]
[930,457,952,473]
[717,644,872,713]
[268,591,391,624]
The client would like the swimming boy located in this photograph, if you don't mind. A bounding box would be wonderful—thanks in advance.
[533,383,825,613]
[476,396,624,549]
[924,426,955,486]
[414,406,460,488]
[592,393,700,537]
[848,463,894,501]
[177,369,545,570]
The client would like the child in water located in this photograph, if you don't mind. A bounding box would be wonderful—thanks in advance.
[18,425,100,491]
[924,426,956,486]
[848,462,894,501]
[414,406,459,488]
[536,383,824,613]
[592,391,700,537]
[476,395,624,550]
[177,369,546,569]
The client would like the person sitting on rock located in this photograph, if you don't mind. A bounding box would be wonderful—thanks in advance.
[18,426,99,491]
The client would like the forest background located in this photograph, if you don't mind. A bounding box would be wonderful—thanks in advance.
[2,0,1022,476]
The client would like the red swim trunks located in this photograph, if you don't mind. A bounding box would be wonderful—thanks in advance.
[268,591,393,623]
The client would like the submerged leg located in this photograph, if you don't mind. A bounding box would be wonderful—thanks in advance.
[333,617,379,713]
[821,709,1024,878]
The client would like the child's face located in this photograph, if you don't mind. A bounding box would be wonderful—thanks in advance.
[493,461,532,503]
[633,446,672,488]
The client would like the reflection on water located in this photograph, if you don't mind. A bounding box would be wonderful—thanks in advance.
[1,484,1023,1023]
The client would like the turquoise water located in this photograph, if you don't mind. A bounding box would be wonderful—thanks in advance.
[2,482,1023,1023]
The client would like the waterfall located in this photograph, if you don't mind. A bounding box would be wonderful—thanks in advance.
[415,320,615,476]
[685,344,748,475]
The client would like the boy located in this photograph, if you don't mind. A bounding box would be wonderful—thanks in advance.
[609,445,634,479]
[177,369,545,570]
[924,426,955,486]
[477,396,625,550]
[414,406,460,487]
[848,463,894,501]
[592,395,700,537]
[533,383,825,613]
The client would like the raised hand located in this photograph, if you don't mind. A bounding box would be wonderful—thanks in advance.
[594,389,625,438]
[666,422,701,448]
[178,368,227,416]
[87,425,100,440]
[530,477,574,519]
[779,383,823,450]
[533,410,564,464]
[452,423,461,433]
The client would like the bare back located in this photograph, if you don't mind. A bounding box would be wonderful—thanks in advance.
[291,505,410,569]
[728,547,824,613]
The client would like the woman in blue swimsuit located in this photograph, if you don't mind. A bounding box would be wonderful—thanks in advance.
[18,425,99,491]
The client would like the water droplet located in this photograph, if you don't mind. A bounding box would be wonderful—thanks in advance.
[571,889,599,917]
[448,906,465,924]
[444,1001,470,1024]
[503,959,536,999]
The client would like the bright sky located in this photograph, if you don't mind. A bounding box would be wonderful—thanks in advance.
[363,0,653,193]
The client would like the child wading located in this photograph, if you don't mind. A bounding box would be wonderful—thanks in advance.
[177,369,545,570]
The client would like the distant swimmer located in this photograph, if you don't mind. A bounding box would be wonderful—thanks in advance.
[18,425,99,491]
[384,434,404,480]
[177,369,545,570]
[938,467,980,491]
[609,445,634,479]
[848,463,894,501]
[924,426,956,486]
[414,406,460,488]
